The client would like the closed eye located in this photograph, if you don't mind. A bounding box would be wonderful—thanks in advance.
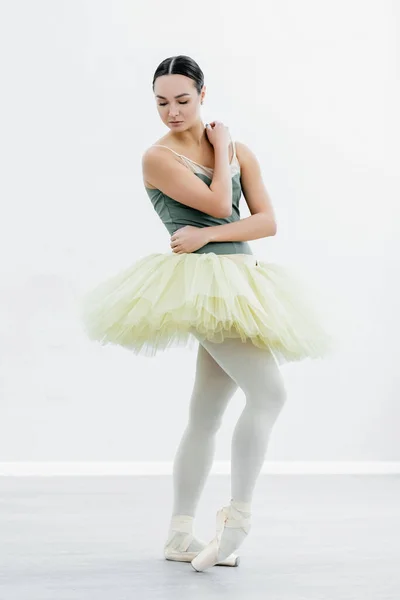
[158,101,189,106]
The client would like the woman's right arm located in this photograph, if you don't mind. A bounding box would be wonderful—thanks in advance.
[142,145,232,218]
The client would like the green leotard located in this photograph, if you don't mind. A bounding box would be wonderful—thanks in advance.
[144,139,253,256]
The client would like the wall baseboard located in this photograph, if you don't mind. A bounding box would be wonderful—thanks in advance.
[1,461,399,476]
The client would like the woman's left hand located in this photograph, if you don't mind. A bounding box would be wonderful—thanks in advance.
[170,226,210,254]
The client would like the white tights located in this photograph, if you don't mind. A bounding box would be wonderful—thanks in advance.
[171,333,287,518]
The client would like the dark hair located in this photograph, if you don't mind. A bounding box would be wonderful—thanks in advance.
[152,55,204,96]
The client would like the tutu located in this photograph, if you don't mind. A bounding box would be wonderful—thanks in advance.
[76,251,335,365]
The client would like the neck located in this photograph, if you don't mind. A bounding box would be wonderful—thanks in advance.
[170,121,208,148]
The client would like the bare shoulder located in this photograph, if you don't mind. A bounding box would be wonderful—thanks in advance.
[143,135,172,155]
[143,139,166,158]
[142,141,179,189]
[142,136,177,168]
[142,138,183,170]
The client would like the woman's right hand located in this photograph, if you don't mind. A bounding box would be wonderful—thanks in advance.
[205,121,231,149]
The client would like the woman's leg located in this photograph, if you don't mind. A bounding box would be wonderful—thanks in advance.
[192,334,287,559]
[172,342,238,515]
[167,342,238,553]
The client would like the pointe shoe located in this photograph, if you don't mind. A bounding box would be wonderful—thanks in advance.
[164,530,240,566]
[191,504,251,572]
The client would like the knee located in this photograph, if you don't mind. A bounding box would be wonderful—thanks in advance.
[187,416,223,436]
[271,382,287,411]
[246,379,287,414]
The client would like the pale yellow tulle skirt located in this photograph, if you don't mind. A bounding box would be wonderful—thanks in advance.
[76,251,336,364]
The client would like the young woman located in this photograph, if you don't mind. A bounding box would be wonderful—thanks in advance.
[79,55,335,572]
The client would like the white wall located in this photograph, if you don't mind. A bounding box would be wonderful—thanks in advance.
[0,0,398,464]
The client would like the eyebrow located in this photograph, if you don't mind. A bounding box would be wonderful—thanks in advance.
[155,93,191,100]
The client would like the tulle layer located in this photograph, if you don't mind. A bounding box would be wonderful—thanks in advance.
[76,252,336,364]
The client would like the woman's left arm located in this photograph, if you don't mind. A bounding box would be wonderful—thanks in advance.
[206,141,277,243]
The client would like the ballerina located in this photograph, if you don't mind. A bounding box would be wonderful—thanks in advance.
[77,54,335,572]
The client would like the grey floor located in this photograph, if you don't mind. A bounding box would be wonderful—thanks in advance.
[0,474,399,600]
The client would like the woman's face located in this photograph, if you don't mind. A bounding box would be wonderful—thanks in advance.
[154,74,204,131]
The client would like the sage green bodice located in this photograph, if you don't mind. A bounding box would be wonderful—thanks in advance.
[144,140,253,256]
